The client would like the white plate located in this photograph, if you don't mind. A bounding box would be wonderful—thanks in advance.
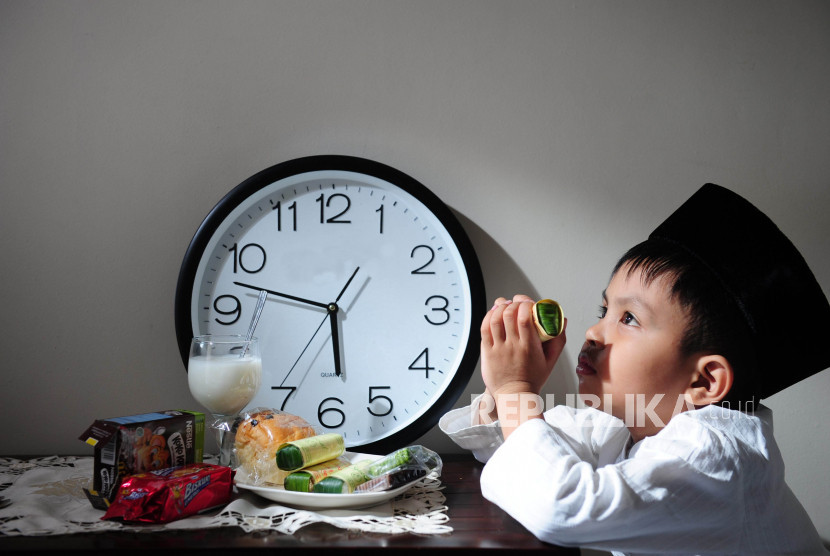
[234,451,421,510]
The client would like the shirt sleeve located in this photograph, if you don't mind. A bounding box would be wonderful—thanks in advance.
[438,394,504,463]
[439,398,629,465]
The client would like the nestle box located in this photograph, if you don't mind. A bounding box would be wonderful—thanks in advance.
[79,410,205,509]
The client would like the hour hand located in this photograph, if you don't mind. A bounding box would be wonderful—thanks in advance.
[234,282,328,310]
[329,304,342,377]
[329,267,358,377]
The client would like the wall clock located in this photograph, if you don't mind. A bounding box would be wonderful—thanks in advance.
[175,155,486,454]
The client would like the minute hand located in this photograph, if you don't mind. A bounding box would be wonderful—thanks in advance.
[233,282,328,310]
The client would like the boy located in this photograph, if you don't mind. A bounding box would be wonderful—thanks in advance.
[440,184,829,555]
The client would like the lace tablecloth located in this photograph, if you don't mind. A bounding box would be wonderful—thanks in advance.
[0,456,451,537]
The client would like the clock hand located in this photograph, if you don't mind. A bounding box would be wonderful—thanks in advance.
[335,267,360,303]
[329,304,342,377]
[329,267,359,377]
[280,312,329,387]
[234,281,328,310]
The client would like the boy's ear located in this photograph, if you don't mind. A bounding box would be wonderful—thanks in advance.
[686,355,734,406]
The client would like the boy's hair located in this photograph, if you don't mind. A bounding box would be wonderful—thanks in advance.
[612,238,756,407]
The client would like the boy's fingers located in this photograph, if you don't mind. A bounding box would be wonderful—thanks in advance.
[484,295,538,343]
[490,297,511,311]
[482,299,503,344]
[480,310,493,346]
[543,317,568,365]
[500,299,522,340]
[514,299,536,340]
[488,301,508,342]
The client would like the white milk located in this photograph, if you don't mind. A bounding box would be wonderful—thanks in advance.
[188,354,262,415]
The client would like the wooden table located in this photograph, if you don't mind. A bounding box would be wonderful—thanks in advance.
[0,455,579,554]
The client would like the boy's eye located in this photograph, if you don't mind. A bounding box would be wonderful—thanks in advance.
[622,312,640,327]
[597,305,607,319]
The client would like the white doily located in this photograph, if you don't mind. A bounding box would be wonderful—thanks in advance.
[0,456,451,537]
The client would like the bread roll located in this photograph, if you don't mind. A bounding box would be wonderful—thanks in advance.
[234,409,316,485]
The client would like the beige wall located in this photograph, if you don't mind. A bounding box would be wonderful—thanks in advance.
[1,0,828,542]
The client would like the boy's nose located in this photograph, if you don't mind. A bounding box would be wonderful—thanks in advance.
[585,321,603,345]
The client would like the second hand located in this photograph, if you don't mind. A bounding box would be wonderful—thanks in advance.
[280,312,329,387]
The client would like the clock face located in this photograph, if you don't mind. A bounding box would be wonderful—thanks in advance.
[175,156,485,453]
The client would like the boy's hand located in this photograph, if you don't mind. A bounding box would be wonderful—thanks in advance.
[480,294,567,435]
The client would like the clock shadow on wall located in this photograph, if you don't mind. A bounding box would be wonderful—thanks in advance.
[416,210,577,452]
[175,155,497,454]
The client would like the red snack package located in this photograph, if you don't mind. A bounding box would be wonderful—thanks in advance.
[102,463,232,523]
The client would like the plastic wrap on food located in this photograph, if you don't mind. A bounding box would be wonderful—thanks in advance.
[315,445,442,494]
[275,433,345,471]
[232,407,316,485]
[353,466,428,493]
[283,458,351,492]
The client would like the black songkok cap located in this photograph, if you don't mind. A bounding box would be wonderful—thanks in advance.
[649,183,830,399]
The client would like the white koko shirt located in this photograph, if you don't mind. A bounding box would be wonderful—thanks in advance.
[439,399,827,555]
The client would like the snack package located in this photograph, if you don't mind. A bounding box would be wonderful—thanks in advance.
[314,445,442,494]
[233,407,317,485]
[79,410,205,509]
[276,433,345,471]
[283,458,352,492]
[354,465,428,493]
[102,463,232,523]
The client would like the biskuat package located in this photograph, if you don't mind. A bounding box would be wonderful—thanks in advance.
[102,463,232,523]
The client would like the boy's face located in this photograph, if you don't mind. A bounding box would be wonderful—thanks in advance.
[576,262,698,440]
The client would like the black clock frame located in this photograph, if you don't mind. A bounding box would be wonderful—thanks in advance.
[174,154,486,453]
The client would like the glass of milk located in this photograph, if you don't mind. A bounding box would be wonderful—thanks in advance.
[188,335,262,465]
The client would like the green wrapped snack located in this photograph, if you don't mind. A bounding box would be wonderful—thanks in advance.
[532,299,564,341]
[368,446,412,474]
[283,458,351,492]
[313,445,441,494]
[276,433,345,471]
[313,460,373,494]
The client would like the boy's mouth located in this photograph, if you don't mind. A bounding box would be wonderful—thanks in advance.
[576,352,598,376]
